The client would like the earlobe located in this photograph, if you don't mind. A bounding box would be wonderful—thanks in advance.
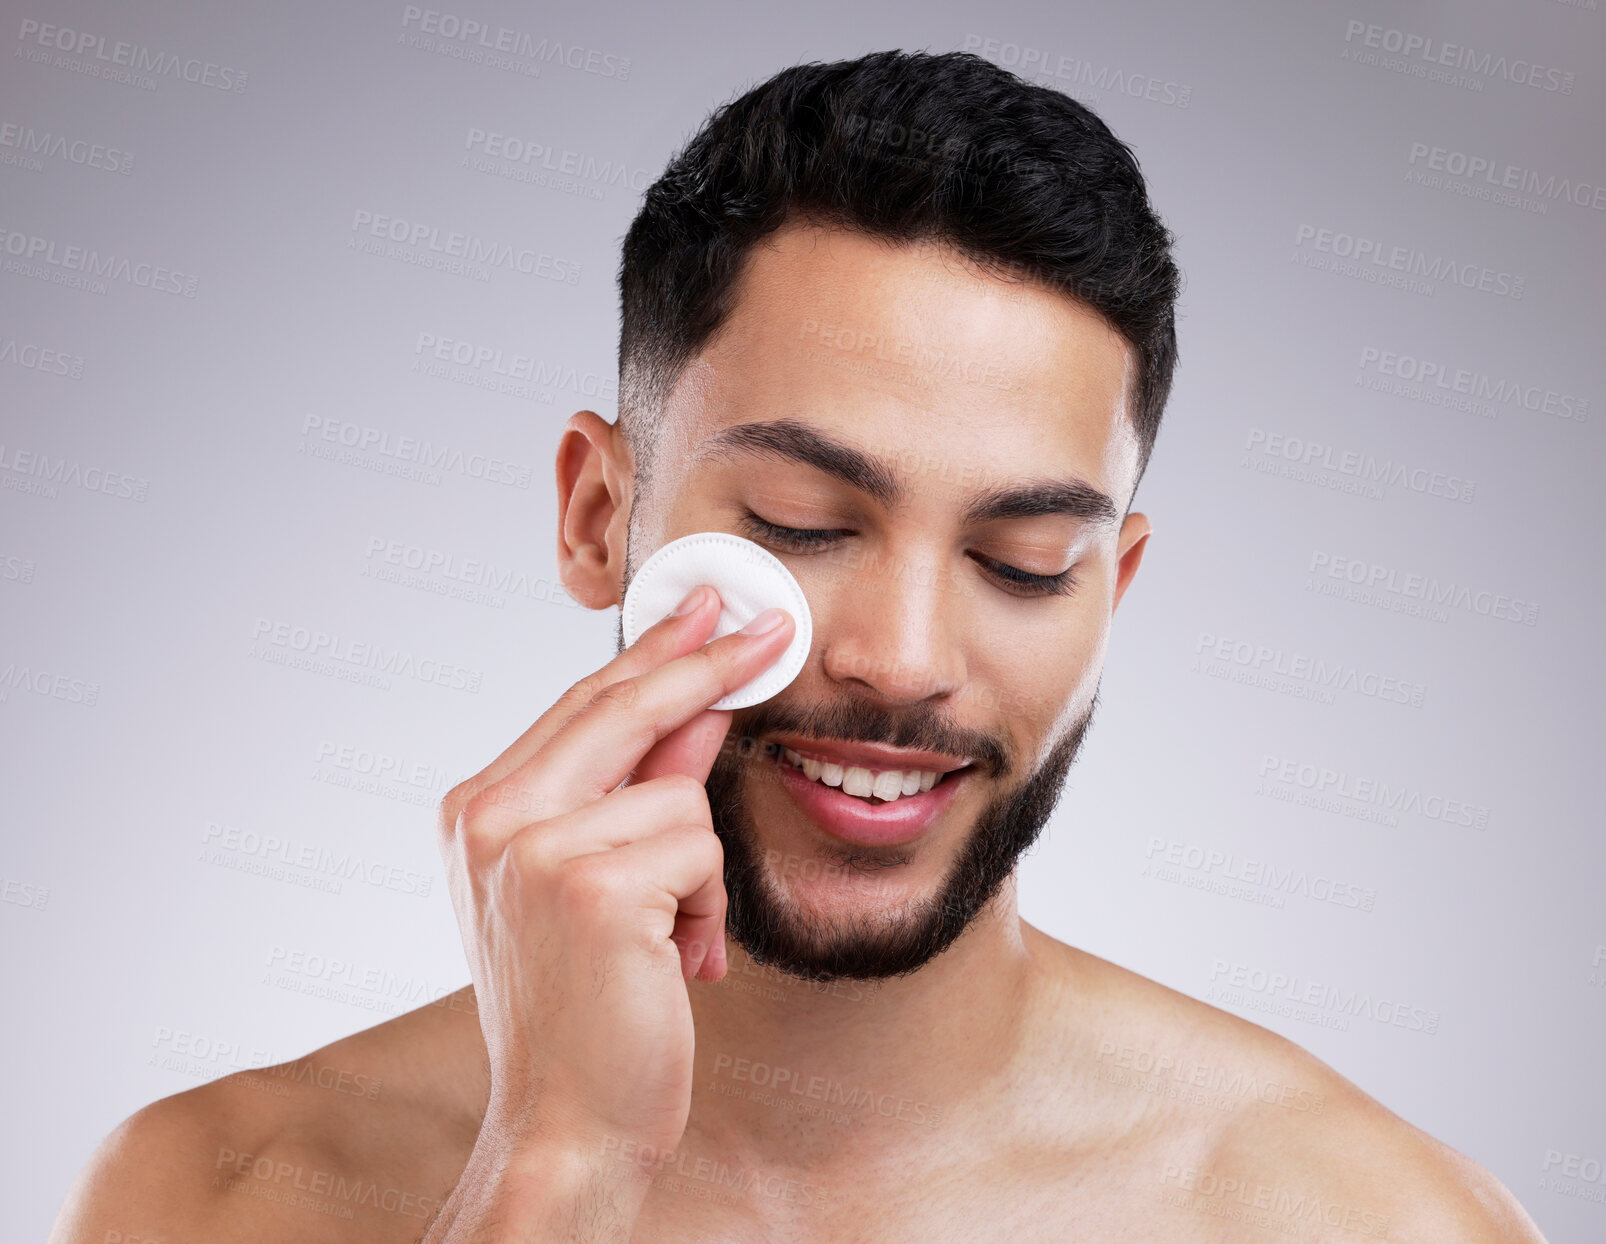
[555,410,632,610]
[1111,511,1152,614]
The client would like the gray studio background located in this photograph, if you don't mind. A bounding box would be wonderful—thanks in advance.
[3,0,1602,1239]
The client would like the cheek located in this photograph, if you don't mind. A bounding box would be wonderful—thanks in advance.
[976,610,1107,734]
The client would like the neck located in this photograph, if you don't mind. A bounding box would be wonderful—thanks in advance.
[684,877,1041,1163]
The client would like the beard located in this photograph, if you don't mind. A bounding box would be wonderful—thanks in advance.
[703,687,1098,983]
[618,512,1098,984]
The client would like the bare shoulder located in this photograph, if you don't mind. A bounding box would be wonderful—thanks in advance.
[1208,1041,1549,1243]
[50,990,486,1243]
[1027,930,1549,1242]
[1214,1033,1554,1232]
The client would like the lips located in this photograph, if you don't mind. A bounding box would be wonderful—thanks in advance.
[764,740,970,848]
[763,733,973,777]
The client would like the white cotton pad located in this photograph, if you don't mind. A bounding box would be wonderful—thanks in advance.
[620,531,813,711]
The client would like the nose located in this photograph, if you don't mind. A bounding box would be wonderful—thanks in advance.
[816,545,968,704]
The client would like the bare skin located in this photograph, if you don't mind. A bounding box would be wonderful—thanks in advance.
[51,222,1548,1243]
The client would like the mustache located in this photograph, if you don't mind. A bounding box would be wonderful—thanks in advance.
[726,695,1010,780]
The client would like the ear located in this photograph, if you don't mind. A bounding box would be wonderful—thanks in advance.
[555,410,633,610]
[1111,510,1151,615]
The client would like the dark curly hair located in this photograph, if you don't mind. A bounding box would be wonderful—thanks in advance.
[617,48,1181,497]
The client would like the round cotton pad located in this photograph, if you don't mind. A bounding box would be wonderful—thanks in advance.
[620,531,813,711]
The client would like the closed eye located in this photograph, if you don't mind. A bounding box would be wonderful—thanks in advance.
[738,513,1078,598]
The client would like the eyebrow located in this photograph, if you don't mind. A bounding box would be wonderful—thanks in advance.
[695,417,1122,529]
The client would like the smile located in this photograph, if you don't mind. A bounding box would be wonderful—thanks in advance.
[762,742,972,849]
[774,745,958,804]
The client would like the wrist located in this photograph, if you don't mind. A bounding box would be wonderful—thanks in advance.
[483,1083,683,1175]
[474,1115,653,1231]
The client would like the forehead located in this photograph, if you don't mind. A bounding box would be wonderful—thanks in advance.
[661,219,1139,504]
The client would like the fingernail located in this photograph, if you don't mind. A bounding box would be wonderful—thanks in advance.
[670,586,708,617]
[739,607,785,635]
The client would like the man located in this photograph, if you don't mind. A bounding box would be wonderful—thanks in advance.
[52,49,1547,1242]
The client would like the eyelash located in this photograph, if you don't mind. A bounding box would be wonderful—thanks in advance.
[739,514,1079,598]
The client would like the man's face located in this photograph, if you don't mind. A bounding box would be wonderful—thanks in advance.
[621,221,1148,980]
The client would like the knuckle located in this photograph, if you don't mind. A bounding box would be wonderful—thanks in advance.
[459,788,499,828]
[452,805,498,867]
[554,857,626,913]
[446,797,499,868]
[689,640,744,694]
[656,772,711,818]
[436,779,476,836]
[589,676,641,711]
[437,796,478,853]
[693,824,725,871]
[561,672,608,710]
[685,640,723,671]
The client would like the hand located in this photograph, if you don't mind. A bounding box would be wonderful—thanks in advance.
[432,586,794,1222]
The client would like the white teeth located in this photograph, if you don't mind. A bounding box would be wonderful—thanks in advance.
[779,746,951,804]
[872,770,904,800]
[841,766,874,797]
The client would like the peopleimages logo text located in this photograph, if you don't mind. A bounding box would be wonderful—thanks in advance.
[15,18,248,91]
[1408,143,1606,212]
[399,8,630,79]
[1342,20,1575,93]
[1293,225,1523,298]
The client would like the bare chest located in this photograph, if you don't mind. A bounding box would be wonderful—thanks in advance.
[622,1154,1241,1244]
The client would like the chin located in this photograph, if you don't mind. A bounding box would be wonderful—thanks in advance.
[759,844,944,926]
[715,810,991,983]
